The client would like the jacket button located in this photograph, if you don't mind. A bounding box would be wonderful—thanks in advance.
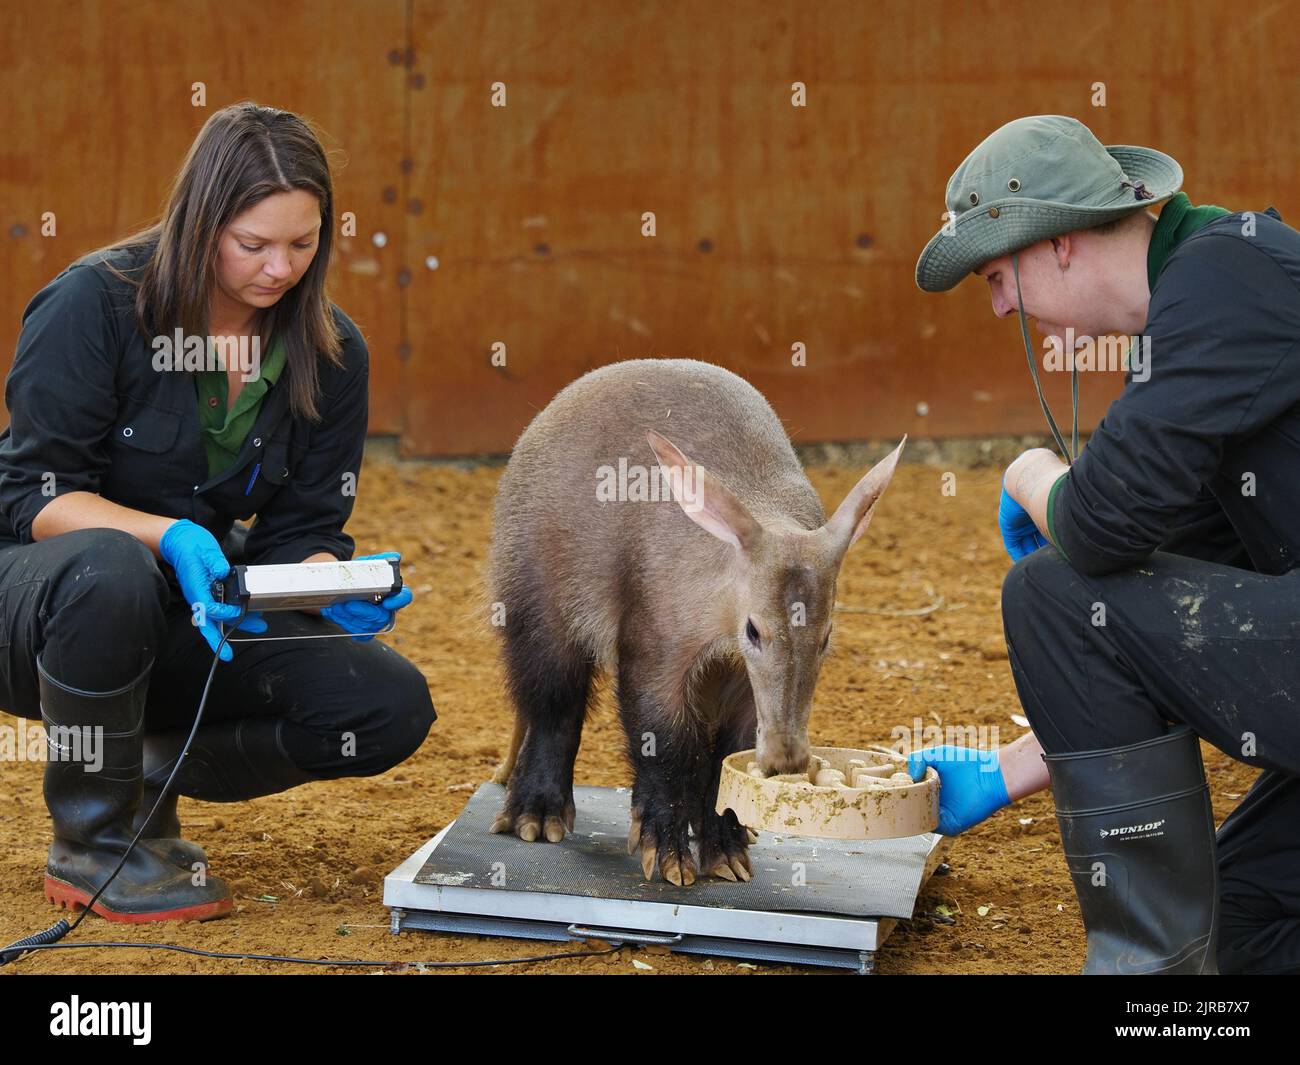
[281,468,289,478]
[208,396,219,407]
[122,427,134,437]
[253,437,262,447]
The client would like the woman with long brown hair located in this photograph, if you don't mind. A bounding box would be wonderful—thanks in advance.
[0,101,436,921]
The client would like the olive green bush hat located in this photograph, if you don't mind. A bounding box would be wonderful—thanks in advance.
[915,115,1183,293]
[914,115,1182,464]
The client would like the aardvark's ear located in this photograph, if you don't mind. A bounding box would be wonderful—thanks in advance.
[645,428,761,552]
[823,436,906,555]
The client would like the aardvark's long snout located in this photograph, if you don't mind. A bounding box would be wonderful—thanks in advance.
[756,728,811,776]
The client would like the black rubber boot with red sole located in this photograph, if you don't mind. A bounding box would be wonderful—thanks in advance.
[38,651,232,923]
[132,738,210,872]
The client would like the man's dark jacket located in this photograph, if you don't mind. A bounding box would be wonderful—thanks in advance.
[1050,207,1300,578]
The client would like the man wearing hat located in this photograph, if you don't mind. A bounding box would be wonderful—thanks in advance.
[909,115,1300,975]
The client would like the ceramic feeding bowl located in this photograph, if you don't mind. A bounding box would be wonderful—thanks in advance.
[716,746,940,840]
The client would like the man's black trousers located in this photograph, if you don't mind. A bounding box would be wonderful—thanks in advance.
[1003,547,1300,974]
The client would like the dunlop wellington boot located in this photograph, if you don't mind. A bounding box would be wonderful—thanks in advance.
[1043,725,1219,974]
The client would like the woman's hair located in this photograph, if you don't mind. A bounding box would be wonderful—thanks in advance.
[88,101,344,422]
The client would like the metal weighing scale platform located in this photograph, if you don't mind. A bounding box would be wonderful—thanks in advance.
[384,783,949,973]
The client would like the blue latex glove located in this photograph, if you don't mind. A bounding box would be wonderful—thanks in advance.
[321,551,414,641]
[159,519,268,661]
[907,746,1011,836]
[998,486,1049,561]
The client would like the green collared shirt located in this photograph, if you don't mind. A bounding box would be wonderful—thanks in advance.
[1045,194,1232,554]
[194,336,287,477]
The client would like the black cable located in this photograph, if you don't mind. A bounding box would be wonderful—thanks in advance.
[4,940,622,969]
[3,596,615,971]
[1,606,243,965]
[64,603,244,935]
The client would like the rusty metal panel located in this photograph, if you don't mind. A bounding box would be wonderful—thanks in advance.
[400,0,1300,455]
[0,0,408,433]
[4,1,1299,457]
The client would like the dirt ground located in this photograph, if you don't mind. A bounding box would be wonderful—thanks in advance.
[0,448,1257,975]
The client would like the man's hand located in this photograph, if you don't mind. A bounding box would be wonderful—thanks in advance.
[908,746,1011,835]
[999,448,1069,561]
[998,487,1048,560]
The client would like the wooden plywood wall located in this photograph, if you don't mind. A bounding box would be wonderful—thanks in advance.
[0,0,410,433]
[4,0,1300,457]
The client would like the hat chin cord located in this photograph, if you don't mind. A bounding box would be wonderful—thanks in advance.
[1012,251,1079,465]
